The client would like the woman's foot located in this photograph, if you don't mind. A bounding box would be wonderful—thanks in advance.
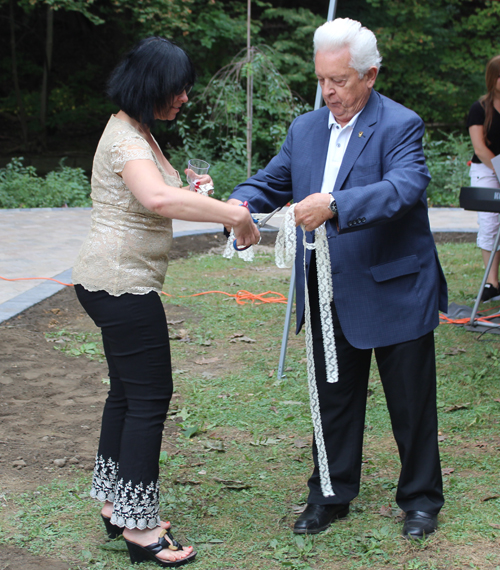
[123,524,194,564]
[100,502,171,540]
[101,501,114,519]
[481,282,500,302]
[100,501,123,539]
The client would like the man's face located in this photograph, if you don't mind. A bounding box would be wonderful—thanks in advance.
[315,47,377,126]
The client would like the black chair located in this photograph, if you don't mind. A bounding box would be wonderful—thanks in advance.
[459,186,500,327]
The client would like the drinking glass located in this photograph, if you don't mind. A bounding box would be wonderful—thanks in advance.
[186,159,210,191]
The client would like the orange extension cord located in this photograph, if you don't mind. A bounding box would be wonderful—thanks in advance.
[0,275,288,305]
[439,304,500,326]
[5,274,500,316]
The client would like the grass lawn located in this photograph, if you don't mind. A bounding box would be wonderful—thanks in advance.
[1,240,499,569]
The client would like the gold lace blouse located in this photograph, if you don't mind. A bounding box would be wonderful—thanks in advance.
[72,115,179,296]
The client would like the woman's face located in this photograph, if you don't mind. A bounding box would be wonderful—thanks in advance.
[156,89,190,121]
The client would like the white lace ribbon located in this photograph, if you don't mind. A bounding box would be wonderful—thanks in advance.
[223,228,255,261]
[223,213,268,262]
[275,205,338,497]
[223,206,338,496]
[194,182,214,196]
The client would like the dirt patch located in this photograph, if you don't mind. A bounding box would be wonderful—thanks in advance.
[0,546,75,570]
[0,232,278,495]
[0,231,479,569]
[432,231,476,244]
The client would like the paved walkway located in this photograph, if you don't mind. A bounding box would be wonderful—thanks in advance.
[0,206,479,323]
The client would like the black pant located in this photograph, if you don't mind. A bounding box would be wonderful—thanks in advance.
[75,285,172,529]
[306,261,444,514]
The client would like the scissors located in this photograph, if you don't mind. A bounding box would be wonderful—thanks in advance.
[233,203,282,251]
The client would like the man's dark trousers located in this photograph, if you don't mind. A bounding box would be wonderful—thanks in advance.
[306,256,444,514]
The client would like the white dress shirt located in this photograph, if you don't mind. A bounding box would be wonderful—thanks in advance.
[320,110,362,194]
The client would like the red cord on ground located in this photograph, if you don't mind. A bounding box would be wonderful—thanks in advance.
[439,305,500,325]
[1,276,288,305]
[161,289,287,305]
[0,275,74,286]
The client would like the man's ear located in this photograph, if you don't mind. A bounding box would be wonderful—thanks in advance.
[366,66,378,88]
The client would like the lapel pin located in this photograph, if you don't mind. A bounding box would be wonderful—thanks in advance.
[358,131,363,138]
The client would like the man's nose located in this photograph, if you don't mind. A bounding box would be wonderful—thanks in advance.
[323,80,336,94]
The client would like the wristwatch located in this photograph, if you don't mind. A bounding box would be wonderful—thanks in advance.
[328,194,338,217]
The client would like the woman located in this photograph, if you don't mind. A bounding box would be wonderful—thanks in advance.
[72,37,259,567]
[467,54,500,302]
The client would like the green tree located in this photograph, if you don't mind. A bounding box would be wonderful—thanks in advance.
[3,0,105,150]
[170,45,310,198]
[2,0,499,156]
[0,0,194,152]
[360,0,500,127]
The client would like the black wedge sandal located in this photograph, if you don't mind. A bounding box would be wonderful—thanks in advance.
[125,528,196,567]
[101,514,124,540]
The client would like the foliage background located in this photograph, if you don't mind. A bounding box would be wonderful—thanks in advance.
[1,0,499,205]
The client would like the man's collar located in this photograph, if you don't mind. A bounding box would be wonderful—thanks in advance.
[328,108,363,130]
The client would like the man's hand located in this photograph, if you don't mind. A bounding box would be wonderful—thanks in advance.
[294,193,334,231]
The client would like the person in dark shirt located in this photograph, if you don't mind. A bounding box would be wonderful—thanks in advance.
[467,55,500,302]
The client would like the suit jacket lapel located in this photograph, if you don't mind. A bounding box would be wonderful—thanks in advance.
[309,107,331,195]
[333,90,380,192]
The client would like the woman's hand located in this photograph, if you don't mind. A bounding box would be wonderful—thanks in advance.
[184,169,213,189]
[469,125,495,171]
[224,198,244,232]
[231,203,260,249]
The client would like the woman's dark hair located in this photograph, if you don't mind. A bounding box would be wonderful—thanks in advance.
[479,54,500,146]
[107,37,196,128]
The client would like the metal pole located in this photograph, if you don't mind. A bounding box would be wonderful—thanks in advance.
[469,224,500,327]
[277,266,296,379]
[277,0,338,379]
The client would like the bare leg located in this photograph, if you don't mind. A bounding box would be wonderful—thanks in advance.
[481,249,500,288]
[101,501,113,519]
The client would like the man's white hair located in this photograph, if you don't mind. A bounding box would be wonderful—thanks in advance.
[313,18,382,78]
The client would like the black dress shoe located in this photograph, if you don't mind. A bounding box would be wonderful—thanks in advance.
[293,503,349,534]
[402,510,438,539]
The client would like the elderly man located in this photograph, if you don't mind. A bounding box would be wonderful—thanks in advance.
[228,18,447,539]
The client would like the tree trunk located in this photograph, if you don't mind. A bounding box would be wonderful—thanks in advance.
[9,0,28,149]
[246,0,253,178]
[40,6,54,150]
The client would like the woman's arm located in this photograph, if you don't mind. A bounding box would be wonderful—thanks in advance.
[121,159,260,248]
[469,125,495,170]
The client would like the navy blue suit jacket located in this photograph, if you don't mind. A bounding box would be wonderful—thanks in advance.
[231,90,448,349]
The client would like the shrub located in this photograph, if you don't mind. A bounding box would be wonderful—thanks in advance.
[424,131,473,207]
[168,47,310,201]
[0,157,91,209]
[169,140,256,202]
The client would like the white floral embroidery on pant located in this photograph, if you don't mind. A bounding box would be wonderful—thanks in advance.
[111,479,160,530]
[90,454,119,502]
[90,454,160,529]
